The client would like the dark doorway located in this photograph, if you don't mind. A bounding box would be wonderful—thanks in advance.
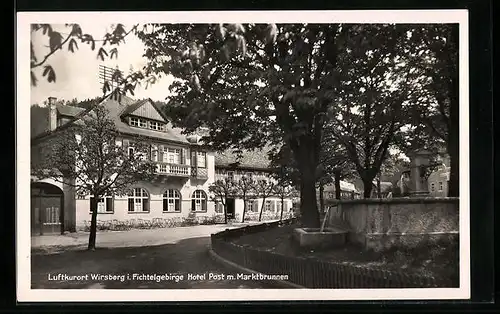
[226,198,235,219]
[31,182,64,236]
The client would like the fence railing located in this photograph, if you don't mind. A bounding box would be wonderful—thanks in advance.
[211,220,454,288]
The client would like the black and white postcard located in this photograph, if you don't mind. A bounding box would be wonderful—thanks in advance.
[16,10,470,302]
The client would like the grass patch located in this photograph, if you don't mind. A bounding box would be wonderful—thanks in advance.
[231,223,459,285]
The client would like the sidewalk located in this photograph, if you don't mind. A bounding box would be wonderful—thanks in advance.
[31,220,278,250]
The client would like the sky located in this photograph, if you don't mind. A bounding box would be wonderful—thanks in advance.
[30,23,174,105]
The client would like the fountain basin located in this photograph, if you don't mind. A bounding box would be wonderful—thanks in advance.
[293,227,347,249]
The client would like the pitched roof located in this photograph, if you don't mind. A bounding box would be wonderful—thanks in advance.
[56,104,85,117]
[214,148,272,170]
[33,94,190,145]
[100,95,189,144]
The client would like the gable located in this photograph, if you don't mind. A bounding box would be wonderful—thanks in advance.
[128,100,166,122]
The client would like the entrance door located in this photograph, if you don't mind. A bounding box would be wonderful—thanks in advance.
[226,198,235,219]
[31,182,64,235]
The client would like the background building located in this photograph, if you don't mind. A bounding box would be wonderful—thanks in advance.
[30,95,294,235]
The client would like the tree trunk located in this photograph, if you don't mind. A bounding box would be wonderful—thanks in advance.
[88,197,98,251]
[299,172,320,228]
[258,198,266,222]
[376,177,381,198]
[280,194,284,221]
[223,202,228,224]
[319,183,325,214]
[362,177,374,199]
[241,197,246,223]
[334,170,341,199]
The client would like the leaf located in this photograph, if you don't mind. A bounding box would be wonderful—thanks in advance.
[42,65,56,83]
[109,48,118,59]
[113,24,126,37]
[71,24,82,37]
[48,31,63,52]
[68,38,79,53]
[216,24,226,40]
[234,24,245,34]
[82,34,96,50]
[191,74,201,91]
[237,35,247,57]
[97,47,108,61]
[265,24,278,44]
[41,24,52,35]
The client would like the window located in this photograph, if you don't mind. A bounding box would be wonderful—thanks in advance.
[166,148,181,164]
[431,183,435,192]
[276,201,286,212]
[197,151,206,168]
[149,121,163,131]
[128,188,149,212]
[226,171,234,181]
[244,172,253,178]
[130,117,139,127]
[139,119,147,128]
[90,195,114,213]
[191,190,207,212]
[265,200,272,212]
[246,200,257,212]
[438,182,443,191]
[215,201,224,213]
[163,189,181,212]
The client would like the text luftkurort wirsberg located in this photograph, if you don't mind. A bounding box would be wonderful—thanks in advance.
[47,272,289,283]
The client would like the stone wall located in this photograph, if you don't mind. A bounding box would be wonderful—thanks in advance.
[326,198,459,251]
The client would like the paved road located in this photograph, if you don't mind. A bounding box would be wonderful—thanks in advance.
[31,223,279,289]
[31,221,277,251]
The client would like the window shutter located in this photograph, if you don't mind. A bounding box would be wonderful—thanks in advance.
[191,150,196,167]
[191,199,195,211]
[181,148,186,164]
[159,145,164,162]
[204,152,207,168]
[128,198,134,212]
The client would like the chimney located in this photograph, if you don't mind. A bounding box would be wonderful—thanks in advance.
[48,97,58,131]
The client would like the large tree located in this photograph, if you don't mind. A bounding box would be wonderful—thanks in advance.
[405,24,459,197]
[136,23,349,227]
[32,105,156,250]
[328,24,418,198]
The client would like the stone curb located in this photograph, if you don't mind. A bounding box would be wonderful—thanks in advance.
[208,248,304,289]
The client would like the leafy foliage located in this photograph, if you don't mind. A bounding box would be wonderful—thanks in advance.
[30,23,138,86]
[135,23,350,227]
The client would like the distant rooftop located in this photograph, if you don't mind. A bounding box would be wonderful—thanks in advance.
[214,148,272,170]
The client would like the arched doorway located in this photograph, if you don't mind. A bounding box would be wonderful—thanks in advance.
[31,182,64,235]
